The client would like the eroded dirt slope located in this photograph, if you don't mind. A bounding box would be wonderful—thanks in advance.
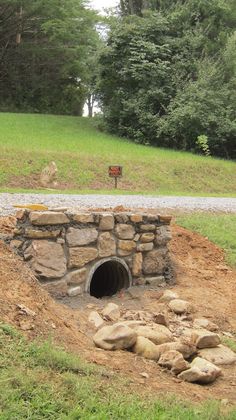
[0,220,236,404]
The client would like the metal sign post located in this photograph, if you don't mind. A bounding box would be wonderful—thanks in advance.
[108,165,122,189]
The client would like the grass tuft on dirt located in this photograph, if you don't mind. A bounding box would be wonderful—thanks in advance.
[0,324,235,420]
[0,112,236,196]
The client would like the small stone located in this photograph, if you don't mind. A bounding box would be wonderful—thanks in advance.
[40,161,57,187]
[98,232,116,257]
[155,338,197,359]
[42,279,68,298]
[143,248,167,275]
[134,277,146,285]
[158,350,190,375]
[64,268,87,285]
[118,240,136,256]
[99,214,114,231]
[67,286,83,297]
[132,336,160,360]
[115,224,135,240]
[140,224,156,232]
[134,234,140,242]
[25,228,61,239]
[132,253,143,277]
[198,345,236,365]
[140,372,149,378]
[29,211,69,225]
[49,207,68,212]
[178,357,221,384]
[191,329,220,349]
[193,318,218,332]
[114,213,129,223]
[168,299,193,315]
[155,226,172,246]
[66,227,98,247]
[10,239,22,249]
[146,214,159,223]
[159,215,172,224]
[88,311,105,329]
[137,243,154,252]
[159,290,179,302]
[140,233,155,243]
[102,303,120,321]
[13,227,23,235]
[73,213,94,223]
[93,323,137,350]
[146,276,166,287]
[17,304,36,317]
[69,247,98,268]
[130,214,143,223]
[153,313,169,327]
[16,209,27,220]
[134,324,173,345]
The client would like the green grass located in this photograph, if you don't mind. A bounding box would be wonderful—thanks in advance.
[0,324,235,419]
[222,337,236,352]
[176,214,236,267]
[0,112,235,195]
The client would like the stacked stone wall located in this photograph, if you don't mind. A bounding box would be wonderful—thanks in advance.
[12,210,173,298]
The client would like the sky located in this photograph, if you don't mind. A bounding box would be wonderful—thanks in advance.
[83,0,118,115]
[89,0,118,14]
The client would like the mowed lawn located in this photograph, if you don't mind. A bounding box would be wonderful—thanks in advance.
[0,112,235,195]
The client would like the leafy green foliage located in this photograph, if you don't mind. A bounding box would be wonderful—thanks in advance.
[196,135,210,156]
[98,0,236,158]
[0,0,99,115]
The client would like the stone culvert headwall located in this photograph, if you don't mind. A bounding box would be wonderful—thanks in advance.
[12,210,173,298]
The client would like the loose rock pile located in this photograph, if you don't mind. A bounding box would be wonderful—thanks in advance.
[89,292,236,385]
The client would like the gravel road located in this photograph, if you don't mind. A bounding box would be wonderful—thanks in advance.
[0,193,236,215]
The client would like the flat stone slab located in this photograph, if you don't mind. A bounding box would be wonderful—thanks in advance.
[30,211,69,225]
[24,240,67,279]
[199,345,236,365]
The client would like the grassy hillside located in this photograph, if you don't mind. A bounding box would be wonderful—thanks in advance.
[0,112,235,195]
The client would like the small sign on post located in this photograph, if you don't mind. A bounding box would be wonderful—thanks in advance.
[108,165,122,189]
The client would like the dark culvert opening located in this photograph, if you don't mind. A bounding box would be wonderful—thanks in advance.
[90,260,130,298]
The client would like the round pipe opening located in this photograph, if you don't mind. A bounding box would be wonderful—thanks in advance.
[88,258,131,298]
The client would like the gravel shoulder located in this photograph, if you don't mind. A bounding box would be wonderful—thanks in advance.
[1,193,236,215]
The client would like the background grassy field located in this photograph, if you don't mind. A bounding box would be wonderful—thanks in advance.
[0,112,235,196]
[1,324,235,419]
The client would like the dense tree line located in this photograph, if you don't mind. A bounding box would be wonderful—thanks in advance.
[1,0,235,158]
[0,0,99,115]
[98,0,236,158]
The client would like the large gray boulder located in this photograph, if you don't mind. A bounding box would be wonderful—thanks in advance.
[132,336,161,360]
[178,357,222,384]
[93,323,137,350]
[199,345,236,365]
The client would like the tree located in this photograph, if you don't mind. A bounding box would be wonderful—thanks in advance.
[98,0,236,158]
[0,0,99,115]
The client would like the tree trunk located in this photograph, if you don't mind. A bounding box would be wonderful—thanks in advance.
[16,6,23,45]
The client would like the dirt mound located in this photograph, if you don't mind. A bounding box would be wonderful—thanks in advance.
[0,220,236,404]
[0,240,88,348]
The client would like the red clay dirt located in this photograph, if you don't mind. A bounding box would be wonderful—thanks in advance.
[0,217,236,405]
